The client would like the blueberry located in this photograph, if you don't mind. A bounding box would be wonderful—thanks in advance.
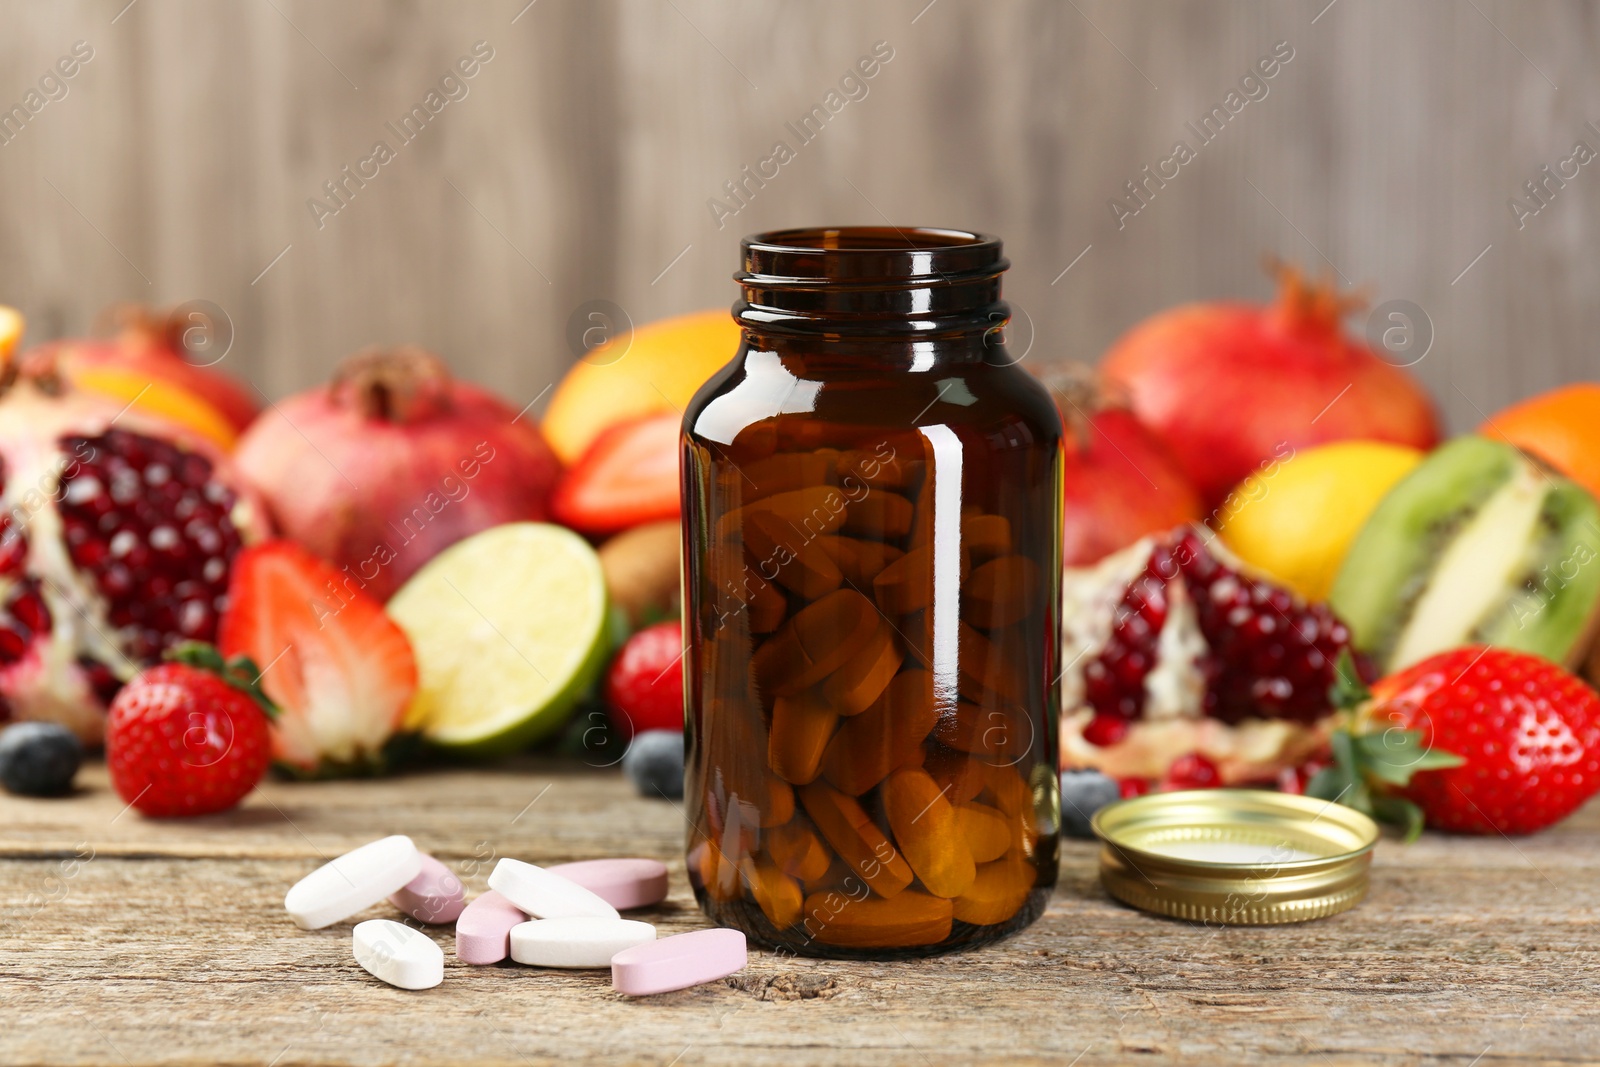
[0,722,83,797]
[1059,769,1120,838]
[623,730,684,800]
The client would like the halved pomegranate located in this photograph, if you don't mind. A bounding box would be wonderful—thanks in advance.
[1060,525,1357,786]
[0,349,267,741]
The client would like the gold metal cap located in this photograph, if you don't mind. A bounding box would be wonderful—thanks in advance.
[1091,789,1380,925]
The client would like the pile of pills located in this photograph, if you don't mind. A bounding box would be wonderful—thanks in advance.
[282,834,746,994]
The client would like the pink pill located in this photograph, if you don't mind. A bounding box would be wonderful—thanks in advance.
[389,853,466,925]
[545,858,669,911]
[611,928,747,996]
[455,890,527,965]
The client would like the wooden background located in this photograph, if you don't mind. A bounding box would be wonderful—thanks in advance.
[0,0,1595,429]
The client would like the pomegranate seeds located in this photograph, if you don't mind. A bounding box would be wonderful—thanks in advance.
[1080,527,1356,731]
[56,429,245,663]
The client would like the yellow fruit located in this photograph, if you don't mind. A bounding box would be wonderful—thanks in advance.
[1217,440,1424,602]
[543,309,740,464]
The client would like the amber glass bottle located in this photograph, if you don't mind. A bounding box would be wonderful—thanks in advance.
[681,227,1063,958]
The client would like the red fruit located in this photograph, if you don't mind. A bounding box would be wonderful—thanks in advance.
[38,304,261,435]
[603,620,686,739]
[1081,527,1353,731]
[550,410,680,536]
[0,355,267,742]
[219,541,417,773]
[1100,263,1441,507]
[1039,367,1203,566]
[234,348,561,602]
[1361,647,1600,835]
[106,652,274,818]
[1162,752,1220,790]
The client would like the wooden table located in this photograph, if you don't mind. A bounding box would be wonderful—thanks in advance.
[3,760,1596,1066]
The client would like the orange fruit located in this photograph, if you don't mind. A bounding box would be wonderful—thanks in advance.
[0,305,24,370]
[543,309,740,465]
[1481,383,1600,502]
[71,364,239,451]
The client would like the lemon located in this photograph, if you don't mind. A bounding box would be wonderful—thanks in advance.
[388,523,611,755]
[1216,440,1425,602]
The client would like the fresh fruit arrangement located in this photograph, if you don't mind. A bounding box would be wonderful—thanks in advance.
[3,267,1597,854]
[1057,263,1600,840]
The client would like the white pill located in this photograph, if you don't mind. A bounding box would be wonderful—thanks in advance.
[352,919,444,990]
[487,858,621,921]
[509,917,657,969]
[285,835,422,930]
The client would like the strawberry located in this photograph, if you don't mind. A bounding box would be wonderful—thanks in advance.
[218,541,418,775]
[106,644,275,818]
[1311,647,1600,837]
[549,411,680,535]
[604,620,685,740]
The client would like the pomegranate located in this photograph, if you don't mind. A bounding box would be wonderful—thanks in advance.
[38,304,261,436]
[1037,366,1203,567]
[234,347,562,602]
[0,351,267,742]
[1061,525,1357,785]
[1099,263,1441,507]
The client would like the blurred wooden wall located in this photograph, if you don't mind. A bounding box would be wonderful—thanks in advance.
[0,0,1595,430]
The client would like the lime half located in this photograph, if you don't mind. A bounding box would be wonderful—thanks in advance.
[388,523,611,755]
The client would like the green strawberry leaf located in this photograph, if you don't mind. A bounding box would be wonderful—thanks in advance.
[1371,794,1425,844]
[1330,648,1372,710]
[166,641,280,720]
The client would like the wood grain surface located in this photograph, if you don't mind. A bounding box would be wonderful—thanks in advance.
[0,0,1594,430]
[3,760,1598,1066]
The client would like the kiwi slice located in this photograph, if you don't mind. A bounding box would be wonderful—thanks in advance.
[1330,436,1600,675]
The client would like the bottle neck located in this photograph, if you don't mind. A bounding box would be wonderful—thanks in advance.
[733,227,1010,346]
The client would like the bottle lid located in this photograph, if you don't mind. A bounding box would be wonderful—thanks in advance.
[1090,789,1380,925]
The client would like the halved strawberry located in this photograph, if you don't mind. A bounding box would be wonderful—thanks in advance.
[218,540,417,774]
[550,410,680,535]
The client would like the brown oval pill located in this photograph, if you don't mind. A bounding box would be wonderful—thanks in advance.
[962,513,1012,561]
[742,452,837,502]
[873,544,934,615]
[717,486,848,543]
[834,449,917,491]
[982,762,1033,818]
[821,670,938,795]
[881,767,977,899]
[690,840,742,903]
[763,776,795,827]
[952,855,1036,926]
[768,692,838,785]
[764,819,832,883]
[815,535,904,587]
[798,780,913,899]
[957,622,1027,703]
[931,702,1024,760]
[820,620,901,716]
[801,890,953,948]
[747,580,787,634]
[963,555,1043,630]
[740,857,803,929]
[956,802,1011,863]
[842,491,913,540]
[754,588,878,695]
[924,748,987,804]
[743,510,843,599]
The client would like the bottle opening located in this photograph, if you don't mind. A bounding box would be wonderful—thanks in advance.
[735,226,1008,336]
